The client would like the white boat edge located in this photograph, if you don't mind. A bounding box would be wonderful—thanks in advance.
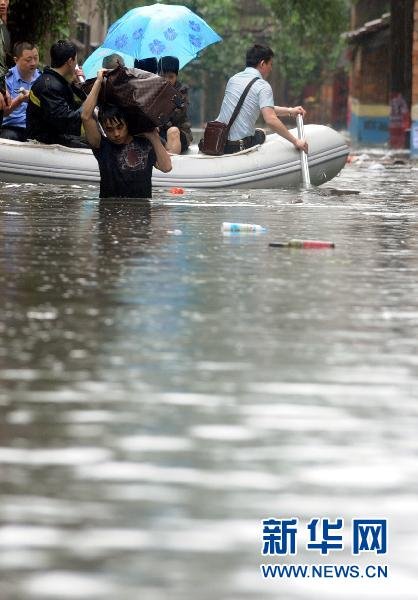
[0,124,349,190]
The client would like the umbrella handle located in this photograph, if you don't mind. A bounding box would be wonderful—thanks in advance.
[296,114,311,189]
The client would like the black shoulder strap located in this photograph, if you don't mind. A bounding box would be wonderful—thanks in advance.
[226,77,259,131]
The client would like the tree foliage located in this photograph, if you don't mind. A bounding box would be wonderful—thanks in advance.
[97,0,137,24]
[196,0,350,99]
[7,0,350,101]
[96,0,350,101]
[265,0,350,99]
[9,0,75,46]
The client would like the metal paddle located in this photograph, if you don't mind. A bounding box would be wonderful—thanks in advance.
[296,114,311,189]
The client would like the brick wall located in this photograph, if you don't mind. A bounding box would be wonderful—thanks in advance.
[351,40,390,104]
[73,0,108,60]
[347,27,390,144]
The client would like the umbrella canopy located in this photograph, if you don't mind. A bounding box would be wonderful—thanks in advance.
[102,2,222,69]
[81,46,135,80]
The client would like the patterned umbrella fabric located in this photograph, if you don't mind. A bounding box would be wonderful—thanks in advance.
[81,46,135,80]
[102,2,222,69]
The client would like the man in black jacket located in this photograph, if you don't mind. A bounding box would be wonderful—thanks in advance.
[26,39,87,147]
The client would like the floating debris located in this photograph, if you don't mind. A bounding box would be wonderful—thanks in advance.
[222,222,266,233]
[269,239,335,249]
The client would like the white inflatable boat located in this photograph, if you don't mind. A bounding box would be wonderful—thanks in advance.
[0,124,348,189]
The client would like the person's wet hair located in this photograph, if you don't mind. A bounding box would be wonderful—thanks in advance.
[158,56,179,76]
[50,39,77,68]
[98,103,127,128]
[245,44,274,68]
[102,53,125,70]
[134,57,158,73]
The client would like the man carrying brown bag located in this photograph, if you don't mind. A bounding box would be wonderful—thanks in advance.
[82,68,172,199]
[83,63,184,136]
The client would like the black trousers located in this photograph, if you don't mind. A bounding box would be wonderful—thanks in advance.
[224,129,266,154]
[0,125,27,142]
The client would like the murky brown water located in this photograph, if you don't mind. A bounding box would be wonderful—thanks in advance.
[1,152,418,599]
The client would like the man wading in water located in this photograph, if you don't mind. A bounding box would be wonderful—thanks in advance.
[82,68,172,199]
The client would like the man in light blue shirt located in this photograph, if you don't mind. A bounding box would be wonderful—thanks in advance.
[217,44,308,154]
[0,0,11,122]
[0,42,41,141]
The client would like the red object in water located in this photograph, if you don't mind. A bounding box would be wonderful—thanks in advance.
[269,240,335,249]
[170,187,184,194]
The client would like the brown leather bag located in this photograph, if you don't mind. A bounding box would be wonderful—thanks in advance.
[83,66,184,134]
[198,121,228,156]
[199,77,259,155]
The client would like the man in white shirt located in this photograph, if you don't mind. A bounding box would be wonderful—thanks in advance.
[217,44,308,154]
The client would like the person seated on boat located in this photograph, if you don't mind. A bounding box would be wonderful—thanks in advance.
[156,56,192,155]
[0,0,11,125]
[102,53,125,70]
[134,57,158,73]
[81,68,172,199]
[0,42,41,142]
[26,39,87,148]
[216,44,308,155]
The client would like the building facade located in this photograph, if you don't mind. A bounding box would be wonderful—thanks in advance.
[73,1,108,61]
[345,8,391,145]
[346,0,418,153]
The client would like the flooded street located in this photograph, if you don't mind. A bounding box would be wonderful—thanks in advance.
[1,153,418,599]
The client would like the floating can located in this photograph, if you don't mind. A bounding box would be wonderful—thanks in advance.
[222,222,266,233]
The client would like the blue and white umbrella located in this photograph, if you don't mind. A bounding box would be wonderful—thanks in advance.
[81,46,135,80]
[102,2,222,69]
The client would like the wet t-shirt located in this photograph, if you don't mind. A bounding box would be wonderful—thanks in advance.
[92,136,156,198]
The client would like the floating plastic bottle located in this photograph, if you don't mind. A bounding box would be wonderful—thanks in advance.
[269,239,335,249]
[222,222,266,233]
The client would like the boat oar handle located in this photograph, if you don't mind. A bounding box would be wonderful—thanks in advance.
[296,114,311,189]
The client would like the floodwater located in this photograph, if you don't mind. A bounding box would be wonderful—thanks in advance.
[0,151,418,600]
